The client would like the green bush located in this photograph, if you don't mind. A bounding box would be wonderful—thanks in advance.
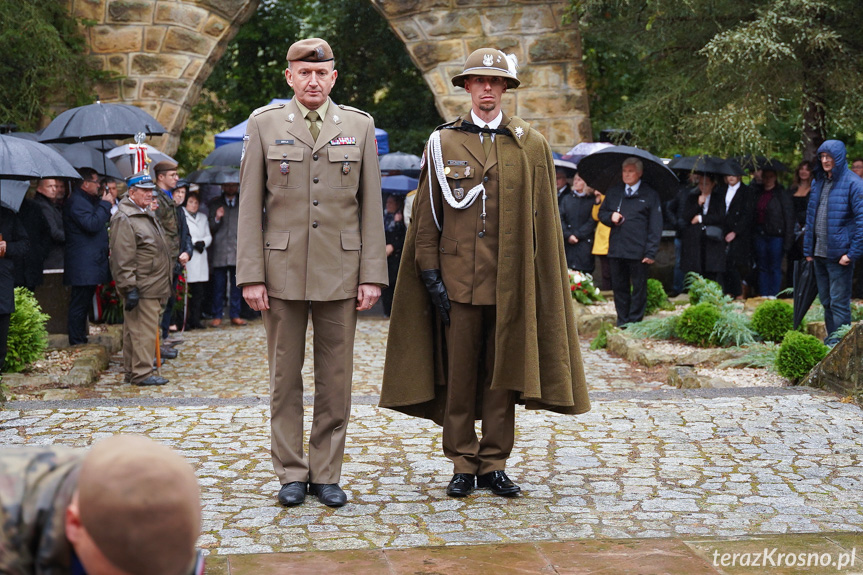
[589,322,613,350]
[625,315,679,340]
[751,299,794,342]
[4,288,49,373]
[675,302,721,347]
[775,331,829,381]
[644,278,674,316]
[685,273,726,306]
[711,306,757,347]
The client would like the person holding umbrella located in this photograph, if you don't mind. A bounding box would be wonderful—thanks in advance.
[598,157,664,326]
[677,172,727,283]
[559,169,597,273]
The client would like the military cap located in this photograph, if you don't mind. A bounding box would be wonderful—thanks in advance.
[452,47,520,89]
[152,159,178,175]
[126,171,155,189]
[286,38,334,63]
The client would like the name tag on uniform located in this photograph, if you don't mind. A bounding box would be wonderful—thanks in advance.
[329,137,356,146]
[447,160,468,166]
[275,139,294,145]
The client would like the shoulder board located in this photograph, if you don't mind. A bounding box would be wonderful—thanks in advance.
[435,119,459,132]
[336,104,372,118]
[252,102,285,117]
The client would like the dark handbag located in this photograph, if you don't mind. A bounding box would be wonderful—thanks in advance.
[704,225,725,242]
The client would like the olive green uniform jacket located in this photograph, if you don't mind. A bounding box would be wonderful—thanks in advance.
[380,115,590,424]
[0,446,82,574]
[109,198,172,299]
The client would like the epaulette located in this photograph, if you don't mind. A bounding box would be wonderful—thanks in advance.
[337,104,372,118]
[252,102,285,117]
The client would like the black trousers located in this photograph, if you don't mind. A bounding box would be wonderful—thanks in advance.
[187,282,206,329]
[609,257,648,326]
[68,285,95,345]
[0,313,10,372]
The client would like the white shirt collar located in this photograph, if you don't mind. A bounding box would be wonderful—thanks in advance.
[626,180,642,194]
[727,182,740,195]
[471,110,503,129]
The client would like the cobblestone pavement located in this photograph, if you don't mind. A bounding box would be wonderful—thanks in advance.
[2,319,862,557]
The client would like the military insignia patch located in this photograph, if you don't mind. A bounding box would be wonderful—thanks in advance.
[333,115,340,123]
[329,137,356,146]
[454,187,465,200]
[288,113,295,122]
[483,54,493,66]
[342,162,351,175]
[280,161,290,175]
[514,126,524,139]
[464,166,471,177]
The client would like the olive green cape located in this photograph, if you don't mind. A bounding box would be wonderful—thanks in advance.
[379,116,590,424]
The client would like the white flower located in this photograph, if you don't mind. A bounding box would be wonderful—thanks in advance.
[595,288,600,294]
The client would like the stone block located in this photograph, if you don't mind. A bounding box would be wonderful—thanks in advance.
[64,365,98,386]
[370,0,450,18]
[193,0,255,18]
[90,25,144,53]
[668,366,699,389]
[155,2,208,29]
[577,314,616,337]
[455,0,510,6]
[141,80,190,101]
[164,27,214,56]
[182,58,204,79]
[41,389,81,401]
[131,54,191,77]
[424,71,450,99]
[106,54,128,75]
[410,40,463,71]
[528,30,580,62]
[519,63,566,89]
[416,10,479,38]
[157,102,182,129]
[95,79,122,101]
[520,90,581,117]
[482,6,557,36]
[107,0,154,23]
[72,0,106,21]
[806,321,827,341]
[121,78,139,99]
[144,26,166,52]
[203,14,230,37]
[466,37,522,56]
[391,21,423,42]
[565,64,588,91]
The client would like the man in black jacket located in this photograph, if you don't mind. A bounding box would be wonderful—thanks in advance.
[598,157,663,326]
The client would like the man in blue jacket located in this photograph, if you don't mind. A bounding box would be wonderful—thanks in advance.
[803,140,863,346]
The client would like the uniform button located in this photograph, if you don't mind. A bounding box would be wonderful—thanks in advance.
[313,177,319,183]
[483,176,489,183]
[344,154,348,159]
[313,200,319,206]
[312,221,318,228]
[313,154,319,161]
[282,153,287,158]
[266,242,270,247]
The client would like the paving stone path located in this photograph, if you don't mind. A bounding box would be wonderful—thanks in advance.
[2,319,862,558]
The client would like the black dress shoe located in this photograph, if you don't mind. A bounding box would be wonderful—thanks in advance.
[309,483,347,507]
[134,375,169,386]
[159,347,178,359]
[446,473,475,497]
[477,470,521,496]
[278,481,307,507]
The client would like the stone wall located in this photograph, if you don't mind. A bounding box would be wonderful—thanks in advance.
[802,323,863,397]
[68,0,592,154]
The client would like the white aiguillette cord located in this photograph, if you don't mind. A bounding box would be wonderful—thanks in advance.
[427,130,487,232]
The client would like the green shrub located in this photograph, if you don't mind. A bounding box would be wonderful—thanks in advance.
[4,288,49,373]
[751,299,794,342]
[675,302,721,347]
[852,303,863,322]
[775,331,829,381]
[589,322,613,350]
[685,273,727,306]
[625,315,679,340]
[711,306,757,347]
[644,279,674,316]
[719,342,780,370]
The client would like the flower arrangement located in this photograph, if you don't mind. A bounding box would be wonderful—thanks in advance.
[172,273,188,315]
[568,270,606,304]
[97,281,123,324]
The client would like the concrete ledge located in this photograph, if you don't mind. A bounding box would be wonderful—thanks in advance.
[606,330,746,368]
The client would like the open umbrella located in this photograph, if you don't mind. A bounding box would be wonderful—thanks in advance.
[106,143,176,178]
[792,259,819,330]
[379,151,421,177]
[39,102,166,143]
[0,180,30,213]
[553,157,578,176]
[187,166,239,185]
[565,141,613,162]
[381,174,418,195]
[734,155,788,173]
[575,145,679,200]
[202,141,244,168]
[667,155,737,176]
[53,143,124,180]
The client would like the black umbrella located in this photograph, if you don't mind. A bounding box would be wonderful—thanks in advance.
[379,151,422,177]
[576,145,679,200]
[734,155,788,173]
[39,102,166,143]
[792,259,819,330]
[381,175,419,195]
[667,155,737,176]
[52,143,124,180]
[187,166,239,184]
[202,141,244,168]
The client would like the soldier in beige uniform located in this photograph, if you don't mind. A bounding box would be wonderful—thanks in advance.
[237,38,387,508]
[381,48,590,498]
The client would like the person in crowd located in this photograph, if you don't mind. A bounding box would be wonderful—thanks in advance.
[63,168,112,345]
[109,172,173,386]
[722,168,754,298]
[152,162,191,351]
[31,179,65,272]
[380,47,589,500]
[162,180,193,333]
[183,191,212,330]
[13,192,49,293]
[803,140,863,346]
[0,206,29,372]
[0,434,202,575]
[591,188,612,290]
[100,177,120,215]
[677,172,727,283]
[850,157,863,178]
[560,171,597,273]
[403,188,417,227]
[752,167,794,297]
[665,172,699,296]
[598,158,664,326]
[786,160,813,287]
[209,180,245,328]
[237,38,387,508]
[382,194,406,317]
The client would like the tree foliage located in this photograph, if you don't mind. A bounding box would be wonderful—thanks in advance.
[0,1,105,131]
[572,0,863,160]
[176,0,440,168]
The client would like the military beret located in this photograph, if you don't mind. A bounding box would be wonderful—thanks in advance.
[286,38,334,63]
[152,160,178,174]
[452,47,521,89]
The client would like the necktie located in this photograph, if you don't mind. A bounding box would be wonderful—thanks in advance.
[626,186,633,197]
[307,110,320,141]
[482,134,492,157]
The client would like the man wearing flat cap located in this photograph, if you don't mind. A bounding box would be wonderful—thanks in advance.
[381,48,590,498]
[109,172,173,386]
[237,38,387,507]
[0,434,201,575]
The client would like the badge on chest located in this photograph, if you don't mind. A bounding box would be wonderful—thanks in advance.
[280,161,290,175]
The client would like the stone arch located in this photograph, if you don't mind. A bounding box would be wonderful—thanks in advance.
[68,0,591,155]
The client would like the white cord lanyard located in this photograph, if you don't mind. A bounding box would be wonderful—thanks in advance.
[427,130,487,233]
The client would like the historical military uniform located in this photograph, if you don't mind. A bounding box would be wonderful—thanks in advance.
[236,40,387,493]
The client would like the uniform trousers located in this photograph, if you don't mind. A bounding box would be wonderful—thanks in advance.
[263,297,357,485]
[443,302,516,475]
[122,297,163,384]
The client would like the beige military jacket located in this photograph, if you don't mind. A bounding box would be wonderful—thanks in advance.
[414,113,509,305]
[109,197,172,299]
[236,98,387,300]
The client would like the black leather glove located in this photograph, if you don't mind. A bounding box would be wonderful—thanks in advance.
[421,269,451,326]
[124,287,140,311]
[194,240,205,253]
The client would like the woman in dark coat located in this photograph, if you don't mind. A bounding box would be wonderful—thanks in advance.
[559,172,597,272]
[752,168,794,296]
[0,207,30,371]
[382,194,406,317]
[678,173,727,283]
